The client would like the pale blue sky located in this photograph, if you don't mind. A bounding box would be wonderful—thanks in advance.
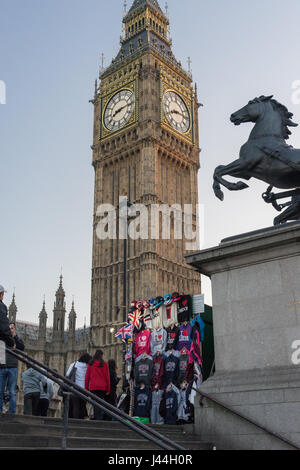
[1,0,300,326]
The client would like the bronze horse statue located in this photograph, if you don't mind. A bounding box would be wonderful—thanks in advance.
[213,95,300,225]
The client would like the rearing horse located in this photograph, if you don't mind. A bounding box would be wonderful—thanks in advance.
[213,95,300,225]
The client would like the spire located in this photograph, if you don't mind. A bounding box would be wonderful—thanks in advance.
[40,296,47,317]
[53,273,66,340]
[69,299,76,318]
[101,0,191,82]
[68,297,76,336]
[123,0,128,17]
[165,1,168,16]
[39,296,47,317]
[99,53,105,76]
[38,297,47,340]
[124,0,167,28]
[187,57,192,79]
[126,0,164,17]
[103,0,174,78]
[8,292,17,324]
[56,274,65,299]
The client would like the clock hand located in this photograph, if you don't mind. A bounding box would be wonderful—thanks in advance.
[113,102,133,118]
[113,106,125,118]
[171,109,186,119]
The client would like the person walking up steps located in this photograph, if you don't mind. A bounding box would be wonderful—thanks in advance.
[66,353,91,419]
[22,364,47,416]
[85,350,110,420]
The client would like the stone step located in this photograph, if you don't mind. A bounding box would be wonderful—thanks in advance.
[0,421,192,442]
[0,433,212,450]
[0,414,212,450]
[0,414,187,433]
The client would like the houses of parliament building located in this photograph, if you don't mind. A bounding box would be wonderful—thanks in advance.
[12,0,202,412]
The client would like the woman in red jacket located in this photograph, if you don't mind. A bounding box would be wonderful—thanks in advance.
[85,350,110,420]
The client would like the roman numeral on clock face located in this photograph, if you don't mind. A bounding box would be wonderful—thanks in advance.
[103,89,135,132]
[163,91,190,134]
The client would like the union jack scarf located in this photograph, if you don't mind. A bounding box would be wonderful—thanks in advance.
[115,323,133,342]
[128,309,143,329]
[125,350,132,361]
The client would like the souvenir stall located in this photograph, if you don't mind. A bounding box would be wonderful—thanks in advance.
[115,292,209,425]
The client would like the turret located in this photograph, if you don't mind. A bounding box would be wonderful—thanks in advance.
[52,275,66,341]
[68,299,77,341]
[38,298,48,341]
[8,293,17,324]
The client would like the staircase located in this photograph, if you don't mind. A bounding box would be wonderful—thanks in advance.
[0,414,213,450]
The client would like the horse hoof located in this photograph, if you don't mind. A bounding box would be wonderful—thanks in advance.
[215,189,224,201]
[236,181,249,190]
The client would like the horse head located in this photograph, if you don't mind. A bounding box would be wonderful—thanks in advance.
[230,95,298,139]
[230,95,274,126]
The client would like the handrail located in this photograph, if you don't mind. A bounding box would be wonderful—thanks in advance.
[6,348,185,451]
[193,387,300,451]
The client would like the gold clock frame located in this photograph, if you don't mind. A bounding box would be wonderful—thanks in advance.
[100,79,138,141]
[160,80,194,144]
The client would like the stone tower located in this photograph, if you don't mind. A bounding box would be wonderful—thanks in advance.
[90,0,201,350]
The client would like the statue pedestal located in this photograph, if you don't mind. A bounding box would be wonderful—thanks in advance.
[186,222,300,450]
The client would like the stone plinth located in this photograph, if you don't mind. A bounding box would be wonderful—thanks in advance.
[185,222,300,450]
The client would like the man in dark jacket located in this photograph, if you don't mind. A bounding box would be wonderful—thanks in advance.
[0,322,24,414]
[0,286,17,414]
[0,286,15,348]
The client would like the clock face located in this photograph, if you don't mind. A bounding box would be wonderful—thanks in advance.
[104,89,135,132]
[163,91,190,134]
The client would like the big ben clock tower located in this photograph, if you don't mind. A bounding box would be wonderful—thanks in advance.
[90,0,201,356]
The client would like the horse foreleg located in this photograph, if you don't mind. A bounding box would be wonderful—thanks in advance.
[213,161,250,200]
[213,166,226,201]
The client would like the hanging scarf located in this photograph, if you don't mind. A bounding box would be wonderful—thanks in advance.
[128,309,143,329]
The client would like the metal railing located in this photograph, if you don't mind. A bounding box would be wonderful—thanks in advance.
[193,387,300,451]
[6,348,185,451]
